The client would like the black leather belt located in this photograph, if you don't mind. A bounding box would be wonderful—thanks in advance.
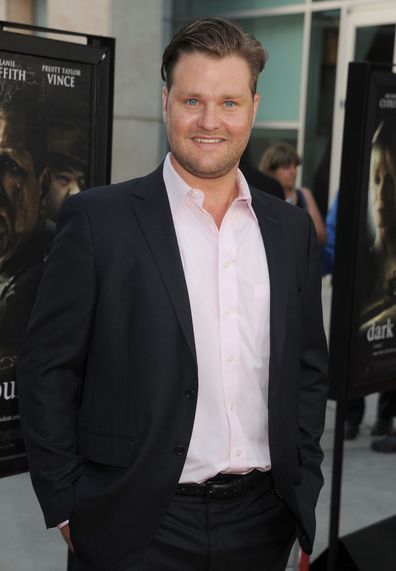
[176,470,272,500]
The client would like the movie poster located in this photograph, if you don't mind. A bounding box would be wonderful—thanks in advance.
[0,51,92,475]
[355,84,396,388]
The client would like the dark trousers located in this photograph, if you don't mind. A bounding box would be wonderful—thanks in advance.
[131,476,297,571]
[346,389,396,425]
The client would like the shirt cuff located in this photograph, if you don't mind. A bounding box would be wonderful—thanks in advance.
[57,520,69,529]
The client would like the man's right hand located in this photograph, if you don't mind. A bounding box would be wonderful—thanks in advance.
[60,524,74,553]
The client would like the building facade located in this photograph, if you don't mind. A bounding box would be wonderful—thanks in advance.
[1,0,395,210]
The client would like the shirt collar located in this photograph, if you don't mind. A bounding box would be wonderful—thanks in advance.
[163,152,257,222]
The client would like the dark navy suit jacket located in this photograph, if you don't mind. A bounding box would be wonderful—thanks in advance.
[18,163,328,571]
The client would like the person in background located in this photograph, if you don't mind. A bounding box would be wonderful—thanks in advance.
[0,99,52,360]
[45,120,87,223]
[239,149,285,200]
[320,193,338,276]
[259,142,327,245]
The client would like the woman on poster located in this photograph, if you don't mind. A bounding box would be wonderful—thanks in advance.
[359,117,396,452]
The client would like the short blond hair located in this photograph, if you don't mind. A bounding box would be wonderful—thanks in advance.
[161,18,267,96]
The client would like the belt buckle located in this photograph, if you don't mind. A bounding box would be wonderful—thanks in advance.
[206,480,238,500]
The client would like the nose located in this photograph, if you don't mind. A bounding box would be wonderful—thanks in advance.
[196,104,220,132]
[0,180,7,205]
[69,183,80,196]
[378,174,393,202]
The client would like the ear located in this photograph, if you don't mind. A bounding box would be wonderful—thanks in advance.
[38,167,51,212]
[162,86,169,123]
[252,93,260,127]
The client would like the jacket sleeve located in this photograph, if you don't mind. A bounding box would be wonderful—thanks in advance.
[17,194,97,528]
[298,216,329,508]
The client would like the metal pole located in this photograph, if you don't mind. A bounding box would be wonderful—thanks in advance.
[326,398,346,571]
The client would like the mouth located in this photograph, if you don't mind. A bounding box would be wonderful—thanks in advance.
[191,136,225,145]
[0,212,11,231]
[0,215,11,254]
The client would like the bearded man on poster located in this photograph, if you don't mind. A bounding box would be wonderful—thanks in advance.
[18,18,328,571]
[0,99,52,361]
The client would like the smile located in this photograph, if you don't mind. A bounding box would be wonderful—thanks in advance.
[192,137,224,144]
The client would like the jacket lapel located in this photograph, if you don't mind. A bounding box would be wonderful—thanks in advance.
[131,165,197,368]
[251,191,288,370]
[130,168,287,373]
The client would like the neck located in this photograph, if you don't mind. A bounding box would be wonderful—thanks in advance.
[375,229,396,255]
[202,181,239,228]
[170,155,240,228]
[285,188,296,203]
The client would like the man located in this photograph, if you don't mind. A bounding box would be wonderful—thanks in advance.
[45,119,87,223]
[0,100,52,360]
[18,18,328,571]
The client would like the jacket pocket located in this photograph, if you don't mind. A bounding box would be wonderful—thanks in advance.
[291,443,305,485]
[77,426,135,468]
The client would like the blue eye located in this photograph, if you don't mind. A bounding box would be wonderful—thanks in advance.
[186,98,199,106]
[224,101,236,108]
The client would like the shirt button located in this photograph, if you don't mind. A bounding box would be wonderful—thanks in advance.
[227,355,234,363]
[174,445,186,456]
[184,389,196,400]
[223,261,230,268]
[225,309,231,315]
[235,450,241,457]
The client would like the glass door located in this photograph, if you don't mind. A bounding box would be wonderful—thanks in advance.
[329,2,396,204]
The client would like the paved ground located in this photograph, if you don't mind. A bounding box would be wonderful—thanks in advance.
[0,278,395,570]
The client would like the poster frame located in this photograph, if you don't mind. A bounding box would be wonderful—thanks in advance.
[329,61,396,401]
[0,21,114,477]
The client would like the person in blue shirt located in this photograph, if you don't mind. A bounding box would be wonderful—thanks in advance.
[320,194,337,277]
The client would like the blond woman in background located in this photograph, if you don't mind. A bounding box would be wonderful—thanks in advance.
[260,142,327,244]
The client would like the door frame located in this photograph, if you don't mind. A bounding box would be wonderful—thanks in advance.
[329,2,396,204]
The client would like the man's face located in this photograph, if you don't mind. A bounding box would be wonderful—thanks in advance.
[162,52,260,184]
[0,114,44,258]
[370,147,396,230]
[46,166,85,222]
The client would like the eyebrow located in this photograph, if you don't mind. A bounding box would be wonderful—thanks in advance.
[177,90,246,100]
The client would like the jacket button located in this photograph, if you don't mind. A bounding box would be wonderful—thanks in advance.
[174,445,186,456]
[185,389,196,400]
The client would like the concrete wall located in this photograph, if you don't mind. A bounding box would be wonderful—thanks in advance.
[1,0,34,26]
[46,0,110,36]
[110,0,171,182]
[0,0,6,19]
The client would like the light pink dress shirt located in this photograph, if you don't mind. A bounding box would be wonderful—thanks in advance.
[163,154,271,484]
[57,156,272,528]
